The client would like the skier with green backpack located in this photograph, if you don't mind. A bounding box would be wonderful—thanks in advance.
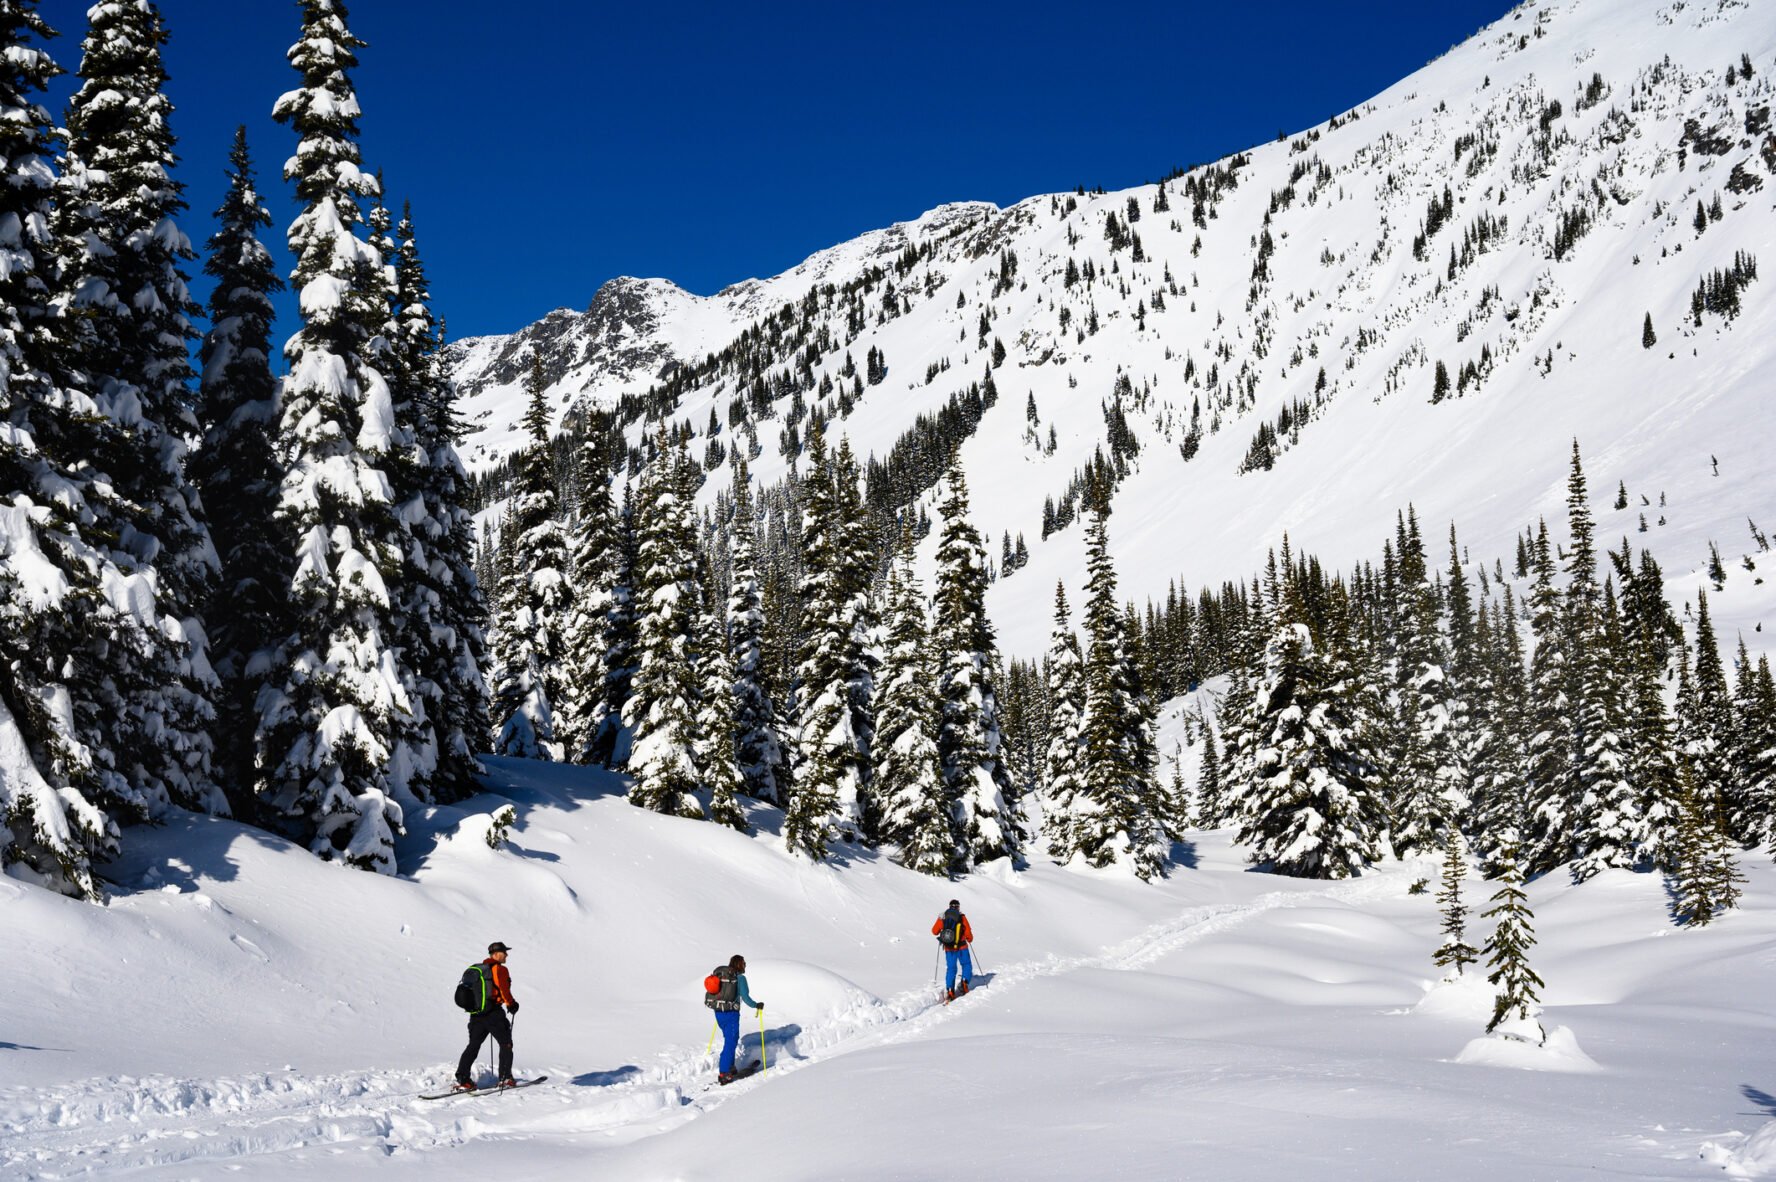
[452,942,520,1092]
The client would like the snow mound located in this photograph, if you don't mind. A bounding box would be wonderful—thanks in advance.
[1410,973,1494,1023]
[1701,1120,1776,1178]
[1452,1024,1601,1073]
[740,959,883,1028]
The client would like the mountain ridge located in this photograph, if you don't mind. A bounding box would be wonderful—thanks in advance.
[450,0,1776,659]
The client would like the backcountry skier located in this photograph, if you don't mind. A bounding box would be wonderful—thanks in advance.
[932,899,974,1001]
[455,941,520,1091]
[705,954,765,1084]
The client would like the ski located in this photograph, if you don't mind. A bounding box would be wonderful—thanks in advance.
[713,1062,763,1088]
[420,1074,549,1101]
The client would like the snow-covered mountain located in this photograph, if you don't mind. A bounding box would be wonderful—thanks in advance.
[449,0,1776,660]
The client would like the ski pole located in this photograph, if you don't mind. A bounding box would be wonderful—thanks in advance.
[758,1006,768,1076]
[510,1011,519,1080]
[706,1020,719,1055]
[970,943,985,974]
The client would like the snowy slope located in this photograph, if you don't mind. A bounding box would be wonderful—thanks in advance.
[6,756,1776,1179]
[451,0,1776,660]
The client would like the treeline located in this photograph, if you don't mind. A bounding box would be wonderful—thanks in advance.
[999,444,1773,922]
[0,1,488,897]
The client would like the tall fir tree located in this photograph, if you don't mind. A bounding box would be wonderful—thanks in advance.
[256,0,414,870]
[1433,831,1480,976]
[0,0,129,897]
[388,203,486,799]
[1233,572,1379,879]
[490,359,570,759]
[1389,509,1464,856]
[1075,505,1169,879]
[1482,830,1546,1040]
[1570,580,1643,878]
[1614,544,1681,869]
[622,431,706,818]
[786,423,866,857]
[1522,520,1576,875]
[555,428,618,764]
[1669,753,1743,926]
[934,455,1022,869]
[55,0,221,817]
[1688,591,1738,838]
[694,568,747,832]
[726,460,788,802]
[872,525,953,874]
[1740,652,1776,853]
[1039,582,1087,860]
[192,126,286,812]
[1564,445,1642,878]
[1195,725,1224,828]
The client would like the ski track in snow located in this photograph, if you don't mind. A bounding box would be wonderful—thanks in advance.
[0,871,1404,1177]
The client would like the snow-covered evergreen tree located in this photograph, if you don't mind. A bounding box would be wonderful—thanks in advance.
[389,202,487,799]
[786,423,865,857]
[1570,580,1643,879]
[1233,574,1379,879]
[1669,753,1742,927]
[490,359,570,759]
[1433,830,1479,977]
[1075,505,1168,879]
[556,430,618,764]
[872,526,952,874]
[1564,446,1641,879]
[1471,590,1529,874]
[695,570,747,832]
[1389,509,1463,857]
[0,0,122,898]
[193,126,286,810]
[595,483,639,766]
[256,0,413,871]
[726,460,788,803]
[622,431,706,818]
[1195,725,1224,828]
[1522,521,1576,875]
[55,0,221,817]
[1614,545,1680,869]
[1482,830,1545,1040]
[1039,581,1087,860]
[1688,590,1737,840]
[934,454,1021,869]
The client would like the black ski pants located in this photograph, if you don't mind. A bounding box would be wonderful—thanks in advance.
[457,1007,513,1082]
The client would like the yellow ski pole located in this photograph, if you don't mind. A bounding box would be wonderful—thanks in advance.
[707,1020,718,1055]
[758,1006,768,1076]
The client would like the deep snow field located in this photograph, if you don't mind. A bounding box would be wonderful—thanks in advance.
[7,737,1776,1181]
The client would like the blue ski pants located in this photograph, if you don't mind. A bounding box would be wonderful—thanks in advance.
[945,948,974,992]
[716,1008,741,1073]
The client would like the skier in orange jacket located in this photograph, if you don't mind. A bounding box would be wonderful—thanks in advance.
[932,900,974,1000]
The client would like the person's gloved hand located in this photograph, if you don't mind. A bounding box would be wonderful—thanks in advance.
[507,1001,520,1014]
[754,1004,765,1013]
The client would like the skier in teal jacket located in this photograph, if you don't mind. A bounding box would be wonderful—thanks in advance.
[707,954,765,1083]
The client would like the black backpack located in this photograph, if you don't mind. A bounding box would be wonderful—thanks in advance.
[704,965,739,1010]
[454,963,492,1013]
[938,908,966,950]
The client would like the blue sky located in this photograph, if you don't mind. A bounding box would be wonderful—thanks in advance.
[46,0,1517,343]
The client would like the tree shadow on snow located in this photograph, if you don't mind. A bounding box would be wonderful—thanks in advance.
[1741,1084,1776,1117]
[502,841,560,863]
[102,813,293,894]
[0,1039,68,1051]
[1169,837,1199,869]
[572,1065,641,1087]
